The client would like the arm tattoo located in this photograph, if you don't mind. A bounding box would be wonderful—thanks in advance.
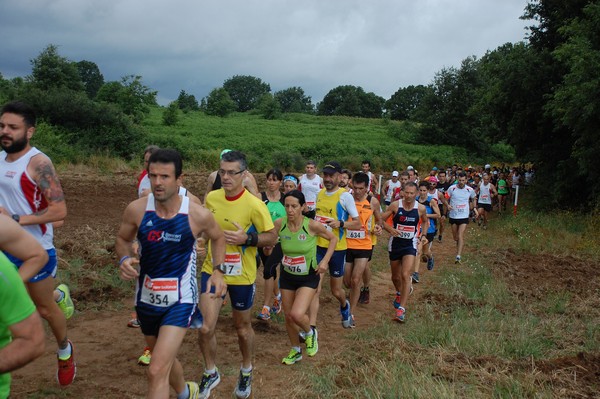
[35,162,65,202]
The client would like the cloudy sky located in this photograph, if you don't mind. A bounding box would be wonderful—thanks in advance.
[1,0,531,105]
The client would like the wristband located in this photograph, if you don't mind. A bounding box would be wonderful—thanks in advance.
[339,220,345,229]
[119,255,131,266]
[11,214,20,223]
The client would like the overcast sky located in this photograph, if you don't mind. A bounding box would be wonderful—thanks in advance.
[1,0,530,105]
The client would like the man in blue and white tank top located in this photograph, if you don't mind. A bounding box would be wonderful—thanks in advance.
[381,182,429,323]
[116,149,225,399]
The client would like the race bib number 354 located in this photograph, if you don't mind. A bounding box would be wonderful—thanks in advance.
[140,276,179,307]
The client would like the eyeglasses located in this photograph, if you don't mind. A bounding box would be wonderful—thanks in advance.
[218,169,245,177]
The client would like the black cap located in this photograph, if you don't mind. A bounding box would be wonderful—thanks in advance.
[322,161,342,174]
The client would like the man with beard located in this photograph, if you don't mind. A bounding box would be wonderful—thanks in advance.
[311,161,361,330]
[0,101,75,386]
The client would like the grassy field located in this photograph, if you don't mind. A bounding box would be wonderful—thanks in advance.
[139,107,474,173]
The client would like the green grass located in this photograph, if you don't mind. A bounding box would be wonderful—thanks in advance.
[140,107,474,172]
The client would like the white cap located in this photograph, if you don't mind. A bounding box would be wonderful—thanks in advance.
[392,171,399,177]
[407,165,414,170]
[485,164,491,169]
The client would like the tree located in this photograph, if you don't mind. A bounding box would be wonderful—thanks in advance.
[96,75,157,123]
[386,85,431,120]
[317,85,384,118]
[162,101,179,126]
[29,44,83,92]
[76,60,104,99]
[274,87,313,113]
[204,87,236,117]
[257,93,281,120]
[223,75,271,112]
[176,90,199,112]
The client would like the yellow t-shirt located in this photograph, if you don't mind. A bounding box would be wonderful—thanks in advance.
[202,189,274,285]
[315,188,349,250]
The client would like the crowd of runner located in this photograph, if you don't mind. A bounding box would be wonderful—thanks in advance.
[0,100,535,399]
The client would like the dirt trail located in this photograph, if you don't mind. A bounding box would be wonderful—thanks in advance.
[9,170,600,398]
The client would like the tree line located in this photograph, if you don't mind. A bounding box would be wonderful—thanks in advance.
[0,0,598,209]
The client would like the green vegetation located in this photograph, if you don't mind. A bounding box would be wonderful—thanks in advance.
[139,106,474,172]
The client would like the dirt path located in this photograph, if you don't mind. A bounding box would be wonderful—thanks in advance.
[9,170,600,398]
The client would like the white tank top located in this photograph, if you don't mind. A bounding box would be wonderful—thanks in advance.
[478,182,492,205]
[299,174,322,210]
[0,147,54,249]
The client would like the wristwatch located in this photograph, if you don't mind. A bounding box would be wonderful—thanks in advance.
[11,214,20,223]
[213,263,227,274]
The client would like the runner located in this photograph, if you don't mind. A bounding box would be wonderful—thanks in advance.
[382,171,401,208]
[204,149,260,202]
[310,161,361,330]
[0,101,76,386]
[381,182,428,322]
[497,172,509,214]
[339,168,352,193]
[116,149,225,398]
[256,169,286,321]
[137,145,160,197]
[274,190,337,365]
[435,170,452,242]
[476,173,497,229]
[447,172,477,264]
[282,174,299,193]
[0,216,47,399]
[197,150,277,399]
[412,181,441,283]
[298,160,323,219]
[361,160,375,194]
[343,172,382,325]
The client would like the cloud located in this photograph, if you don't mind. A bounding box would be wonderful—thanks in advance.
[0,0,529,104]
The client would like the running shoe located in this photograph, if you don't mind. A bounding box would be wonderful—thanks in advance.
[358,287,366,304]
[282,348,303,365]
[438,234,443,243]
[198,368,221,399]
[256,306,270,321]
[56,284,75,320]
[394,306,406,323]
[340,300,353,328]
[427,254,435,271]
[393,286,414,309]
[362,287,370,304]
[477,218,482,227]
[412,272,420,284]
[483,224,488,230]
[271,297,282,315]
[455,255,462,264]
[57,340,76,386]
[234,369,253,399]
[127,312,141,328]
[305,328,319,356]
[138,346,152,366]
[187,381,200,399]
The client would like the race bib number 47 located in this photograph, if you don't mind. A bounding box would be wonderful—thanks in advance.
[140,276,179,307]
[224,253,243,276]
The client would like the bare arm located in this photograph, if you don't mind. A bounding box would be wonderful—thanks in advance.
[308,219,338,274]
[0,310,45,373]
[0,215,48,282]
[115,200,144,280]
[2,154,67,225]
[244,172,261,199]
[203,171,217,203]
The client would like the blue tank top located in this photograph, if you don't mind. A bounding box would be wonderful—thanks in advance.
[136,195,198,307]
[418,196,437,233]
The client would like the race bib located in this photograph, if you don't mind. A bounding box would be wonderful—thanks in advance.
[455,203,468,216]
[480,194,490,201]
[282,255,308,274]
[306,201,316,210]
[394,224,416,239]
[224,252,243,276]
[346,229,366,239]
[140,275,179,307]
[314,215,333,232]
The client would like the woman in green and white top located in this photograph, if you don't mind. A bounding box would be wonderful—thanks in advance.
[273,190,337,365]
